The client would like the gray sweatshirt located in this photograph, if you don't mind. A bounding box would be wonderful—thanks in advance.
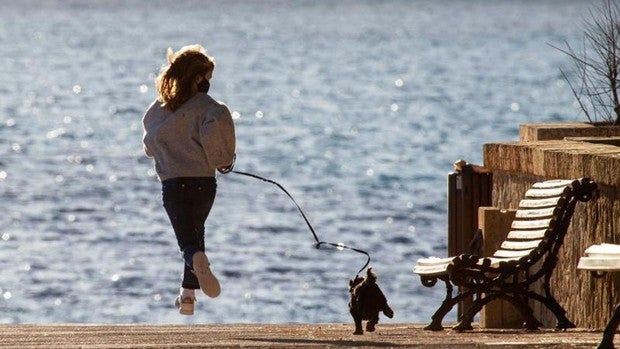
[142,93,236,181]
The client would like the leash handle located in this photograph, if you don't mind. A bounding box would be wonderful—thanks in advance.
[230,170,371,278]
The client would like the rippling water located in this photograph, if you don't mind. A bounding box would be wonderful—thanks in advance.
[0,0,588,324]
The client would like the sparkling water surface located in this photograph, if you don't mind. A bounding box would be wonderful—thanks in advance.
[0,0,588,324]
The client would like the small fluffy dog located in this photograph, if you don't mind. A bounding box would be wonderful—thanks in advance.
[348,267,394,335]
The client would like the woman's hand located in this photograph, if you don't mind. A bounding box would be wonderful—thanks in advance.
[217,154,236,174]
[217,164,233,173]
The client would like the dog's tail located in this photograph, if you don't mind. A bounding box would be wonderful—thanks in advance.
[383,306,394,319]
[366,267,377,282]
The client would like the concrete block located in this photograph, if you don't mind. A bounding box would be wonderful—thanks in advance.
[478,206,523,328]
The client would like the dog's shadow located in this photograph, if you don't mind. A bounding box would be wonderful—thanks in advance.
[236,337,401,347]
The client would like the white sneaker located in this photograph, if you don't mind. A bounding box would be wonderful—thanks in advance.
[175,295,195,315]
[192,251,221,298]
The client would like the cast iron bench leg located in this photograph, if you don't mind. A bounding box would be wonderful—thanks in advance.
[598,303,620,349]
[424,280,455,331]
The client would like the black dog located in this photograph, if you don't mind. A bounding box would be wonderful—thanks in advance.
[348,267,394,335]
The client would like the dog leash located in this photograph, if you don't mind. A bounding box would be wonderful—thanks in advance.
[229,169,371,278]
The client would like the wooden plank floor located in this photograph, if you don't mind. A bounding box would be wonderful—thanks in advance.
[0,323,606,348]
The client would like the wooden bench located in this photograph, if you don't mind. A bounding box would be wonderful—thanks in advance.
[413,178,597,331]
[578,244,620,349]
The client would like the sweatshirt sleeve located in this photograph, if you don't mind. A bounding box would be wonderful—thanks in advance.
[199,103,236,168]
[142,122,154,158]
[141,102,156,158]
[143,138,153,158]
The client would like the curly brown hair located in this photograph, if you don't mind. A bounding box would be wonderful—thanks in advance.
[156,44,215,111]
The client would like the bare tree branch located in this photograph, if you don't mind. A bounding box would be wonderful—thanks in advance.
[552,0,620,125]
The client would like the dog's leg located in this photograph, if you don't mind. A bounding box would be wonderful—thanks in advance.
[353,317,363,335]
[353,320,363,334]
[366,315,378,332]
[351,311,363,335]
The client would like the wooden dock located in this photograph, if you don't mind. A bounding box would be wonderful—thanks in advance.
[0,323,605,348]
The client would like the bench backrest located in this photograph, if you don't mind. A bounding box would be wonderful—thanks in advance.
[491,178,596,270]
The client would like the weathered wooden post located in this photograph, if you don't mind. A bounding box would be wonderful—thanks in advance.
[447,170,492,318]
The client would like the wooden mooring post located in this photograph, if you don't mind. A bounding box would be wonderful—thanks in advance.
[447,171,492,318]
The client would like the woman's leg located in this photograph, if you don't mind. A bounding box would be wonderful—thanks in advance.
[181,179,217,290]
[187,179,220,297]
[163,178,218,292]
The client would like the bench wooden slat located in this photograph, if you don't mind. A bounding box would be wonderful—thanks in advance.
[519,197,563,208]
[532,179,574,189]
[413,263,450,276]
[501,239,543,250]
[515,206,557,219]
[506,229,547,240]
[493,248,533,258]
[525,186,569,198]
[416,256,455,266]
[584,243,620,257]
[511,218,553,230]
[414,254,531,275]
[577,257,620,271]
[578,244,620,271]
[487,256,521,267]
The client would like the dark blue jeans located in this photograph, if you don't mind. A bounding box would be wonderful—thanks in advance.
[162,177,217,289]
